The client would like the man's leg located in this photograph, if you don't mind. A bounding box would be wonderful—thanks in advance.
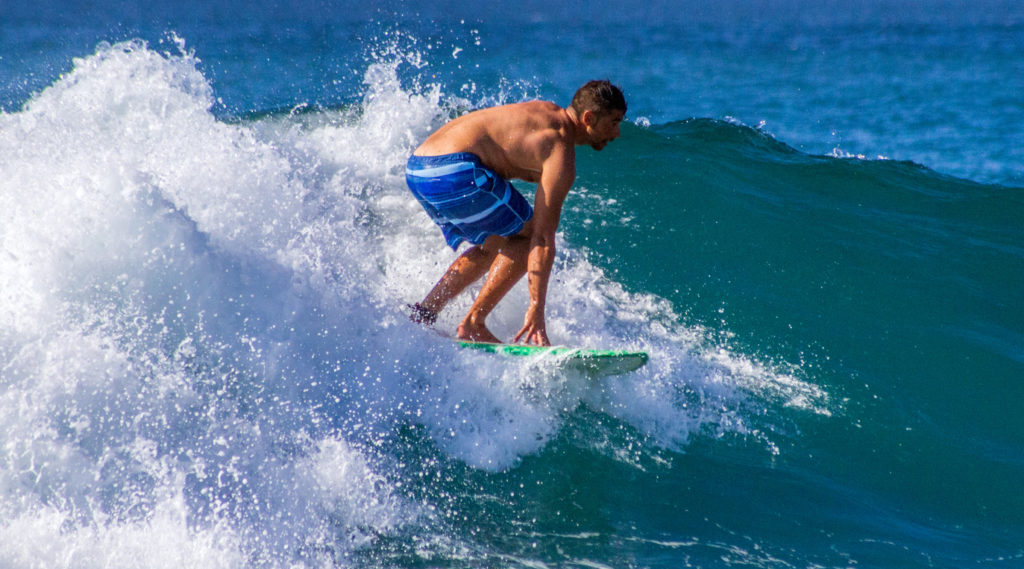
[456,234,532,343]
[415,234,509,322]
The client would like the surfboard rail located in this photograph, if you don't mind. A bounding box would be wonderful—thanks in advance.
[456,340,648,376]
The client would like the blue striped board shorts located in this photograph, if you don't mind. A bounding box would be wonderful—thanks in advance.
[405,152,533,250]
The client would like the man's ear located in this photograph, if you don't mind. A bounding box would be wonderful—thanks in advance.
[581,109,596,126]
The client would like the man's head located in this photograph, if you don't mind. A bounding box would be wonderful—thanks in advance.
[571,80,627,117]
[571,80,626,150]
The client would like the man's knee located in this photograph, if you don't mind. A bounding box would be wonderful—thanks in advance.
[479,234,509,255]
[516,219,534,238]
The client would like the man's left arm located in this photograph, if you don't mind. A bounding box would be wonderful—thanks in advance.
[513,141,575,346]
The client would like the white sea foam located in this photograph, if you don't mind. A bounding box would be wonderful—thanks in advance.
[0,39,830,566]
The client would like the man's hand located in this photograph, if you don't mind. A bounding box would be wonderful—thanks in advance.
[513,306,550,346]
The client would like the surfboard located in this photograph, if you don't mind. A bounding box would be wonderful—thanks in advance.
[456,340,648,377]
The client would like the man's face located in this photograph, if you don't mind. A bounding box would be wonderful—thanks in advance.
[588,110,625,151]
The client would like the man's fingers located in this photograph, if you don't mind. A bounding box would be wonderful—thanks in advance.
[513,322,550,346]
[526,331,549,347]
[514,327,535,345]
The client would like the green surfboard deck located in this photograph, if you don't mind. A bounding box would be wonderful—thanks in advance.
[456,341,648,376]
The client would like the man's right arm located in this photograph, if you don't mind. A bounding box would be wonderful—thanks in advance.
[513,140,575,346]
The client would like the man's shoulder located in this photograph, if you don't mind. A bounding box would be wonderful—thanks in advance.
[512,101,573,141]
[477,101,571,145]
[491,100,563,120]
[519,100,562,111]
[521,100,567,121]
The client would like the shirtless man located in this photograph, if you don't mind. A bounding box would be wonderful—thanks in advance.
[405,80,626,346]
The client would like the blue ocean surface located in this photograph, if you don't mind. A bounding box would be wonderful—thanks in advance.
[1,1,1022,567]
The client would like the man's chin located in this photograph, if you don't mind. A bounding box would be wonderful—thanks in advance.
[591,142,607,151]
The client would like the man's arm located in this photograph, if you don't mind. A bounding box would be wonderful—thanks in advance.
[513,141,575,346]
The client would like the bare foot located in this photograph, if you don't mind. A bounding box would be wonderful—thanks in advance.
[456,320,502,343]
[407,303,438,326]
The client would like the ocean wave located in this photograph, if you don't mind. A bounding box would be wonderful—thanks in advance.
[0,39,836,567]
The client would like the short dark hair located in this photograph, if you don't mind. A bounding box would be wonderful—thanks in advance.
[571,80,627,117]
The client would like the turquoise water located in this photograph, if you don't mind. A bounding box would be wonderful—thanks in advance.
[2,2,1022,567]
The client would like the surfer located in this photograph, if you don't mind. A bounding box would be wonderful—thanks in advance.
[405,80,626,346]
